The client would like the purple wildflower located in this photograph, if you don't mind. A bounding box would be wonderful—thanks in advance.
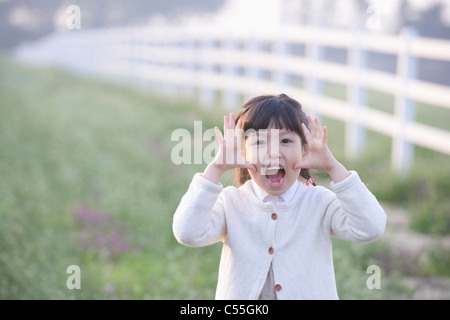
[72,205,133,259]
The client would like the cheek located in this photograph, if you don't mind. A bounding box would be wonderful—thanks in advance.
[244,144,254,163]
[295,147,304,162]
[285,143,304,163]
[247,167,259,181]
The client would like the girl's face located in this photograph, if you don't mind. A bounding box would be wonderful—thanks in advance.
[244,122,305,197]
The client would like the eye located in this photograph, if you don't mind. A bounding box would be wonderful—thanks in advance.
[256,140,266,146]
[281,138,292,144]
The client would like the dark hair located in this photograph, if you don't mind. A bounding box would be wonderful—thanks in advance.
[235,93,315,186]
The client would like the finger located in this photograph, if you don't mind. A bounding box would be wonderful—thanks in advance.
[235,119,243,148]
[224,115,233,141]
[229,113,235,130]
[224,116,229,133]
[301,122,312,144]
[235,119,242,137]
[241,161,257,172]
[293,160,309,170]
[314,116,323,140]
[322,125,327,144]
[214,126,223,145]
[312,116,320,139]
[307,115,316,138]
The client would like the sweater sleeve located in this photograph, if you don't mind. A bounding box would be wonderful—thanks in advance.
[323,171,387,242]
[172,173,227,247]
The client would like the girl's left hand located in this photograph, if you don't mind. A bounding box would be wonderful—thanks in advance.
[293,115,337,173]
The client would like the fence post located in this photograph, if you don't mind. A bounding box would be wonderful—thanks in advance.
[129,26,139,88]
[183,32,196,100]
[161,28,178,97]
[392,27,418,174]
[150,27,161,91]
[305,25,324,116]
[133,27,146,90]
[117,28,128,85]
[345,29,368,159]
[222,36,239,110]
[246,37,261,100]
[274,33,289,93]
[161,27,170,92]
[199,33,216,108]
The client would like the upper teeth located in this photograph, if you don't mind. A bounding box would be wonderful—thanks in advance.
[267,166,281,170]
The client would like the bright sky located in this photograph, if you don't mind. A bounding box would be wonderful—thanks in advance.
[7,0,450,33]
[211,0,450,33]
[214,0,282,31]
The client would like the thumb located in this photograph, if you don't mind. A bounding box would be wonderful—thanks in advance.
[241,161,257,172]
[293,160,309,170]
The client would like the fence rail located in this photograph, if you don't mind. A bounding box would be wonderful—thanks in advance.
[15,24,450,172]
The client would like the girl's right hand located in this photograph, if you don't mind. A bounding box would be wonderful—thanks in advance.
[202,113,256,184]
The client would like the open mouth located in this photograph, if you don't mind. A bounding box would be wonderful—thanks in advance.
[265,166,285,188]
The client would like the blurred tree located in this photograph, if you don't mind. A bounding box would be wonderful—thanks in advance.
[397,0,450,40]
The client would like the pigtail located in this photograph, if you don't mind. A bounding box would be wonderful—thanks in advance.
[300,169,316,187]
[236,168,250,186]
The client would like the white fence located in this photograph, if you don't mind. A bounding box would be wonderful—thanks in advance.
[15,24,450,173]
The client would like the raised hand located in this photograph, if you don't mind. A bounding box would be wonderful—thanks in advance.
[203,113,256,184]
[293,115,350,183]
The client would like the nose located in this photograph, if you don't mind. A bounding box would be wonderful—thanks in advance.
[262,136,280,167]
[267,143,280,159]
[269,129,281,158]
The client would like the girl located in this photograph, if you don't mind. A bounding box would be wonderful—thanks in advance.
[173,94,386,300]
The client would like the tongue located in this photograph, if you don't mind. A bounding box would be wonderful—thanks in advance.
[268,169,284,183]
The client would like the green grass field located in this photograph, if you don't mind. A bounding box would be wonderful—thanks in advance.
[1,58,448,299]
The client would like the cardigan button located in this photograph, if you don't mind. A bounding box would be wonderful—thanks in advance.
[268,247,274,254]
[271,213,278,220]
[274,284,282,292]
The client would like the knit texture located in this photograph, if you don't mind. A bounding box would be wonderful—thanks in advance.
[173,171,386,299]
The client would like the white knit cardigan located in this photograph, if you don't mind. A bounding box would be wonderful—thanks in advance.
[173,171,386,300]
